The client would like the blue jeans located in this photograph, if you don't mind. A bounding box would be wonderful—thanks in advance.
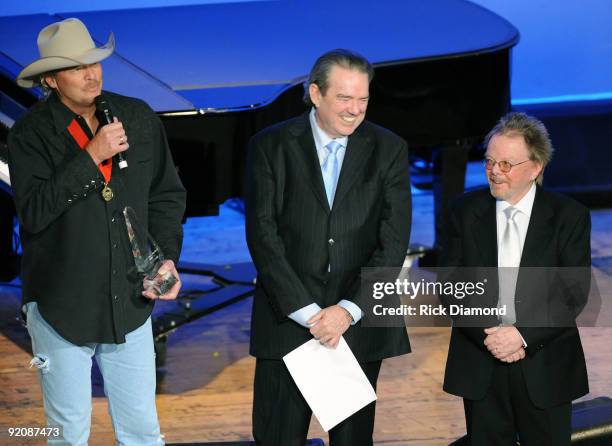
[25,302,164,446]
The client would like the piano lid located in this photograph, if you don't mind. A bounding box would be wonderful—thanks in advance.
[0,0,518,113]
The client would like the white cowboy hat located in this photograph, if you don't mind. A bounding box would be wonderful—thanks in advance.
[17,18,114,88]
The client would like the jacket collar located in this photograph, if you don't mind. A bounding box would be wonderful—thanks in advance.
[289,112,373,213]
[470,185,554,267]
[48,92,78,135]
[470,189,498,266]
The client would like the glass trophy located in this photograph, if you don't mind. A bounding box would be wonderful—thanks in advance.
[123,206,177,296]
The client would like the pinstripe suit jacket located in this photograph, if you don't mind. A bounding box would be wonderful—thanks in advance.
[245,112,411,362]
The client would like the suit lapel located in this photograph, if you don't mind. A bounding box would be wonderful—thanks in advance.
[520,186,554,267]
[290,114,330,213]
[515,187,554,321]
[332,125,372,209]
[471,192,498,267]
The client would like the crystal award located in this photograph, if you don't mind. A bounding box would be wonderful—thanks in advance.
[123,206,177,296]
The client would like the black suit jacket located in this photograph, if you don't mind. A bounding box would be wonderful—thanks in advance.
[441,186,590,408]
[245,112,411,363]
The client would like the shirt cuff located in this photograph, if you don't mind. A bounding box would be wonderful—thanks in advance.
[338,299,362,325]
[289,303,322,328]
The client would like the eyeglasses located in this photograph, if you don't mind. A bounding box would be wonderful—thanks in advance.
[483,157,531,173]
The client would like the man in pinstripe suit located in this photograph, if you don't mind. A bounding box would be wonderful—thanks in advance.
[245,49,412,446]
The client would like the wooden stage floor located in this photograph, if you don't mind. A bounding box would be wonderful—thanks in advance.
[1,198,611,445]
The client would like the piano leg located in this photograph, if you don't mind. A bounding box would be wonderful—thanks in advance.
[427,139,471,265]
[0,192,18,282]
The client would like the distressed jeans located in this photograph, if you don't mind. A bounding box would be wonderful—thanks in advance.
[24,302,164,446]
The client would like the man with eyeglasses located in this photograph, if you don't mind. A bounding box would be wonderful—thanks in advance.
[440,112,590,445]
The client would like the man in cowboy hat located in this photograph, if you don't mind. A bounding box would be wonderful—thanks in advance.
[8,17,185,445]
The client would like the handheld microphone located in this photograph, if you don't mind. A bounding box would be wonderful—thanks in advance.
[95,95,128,169]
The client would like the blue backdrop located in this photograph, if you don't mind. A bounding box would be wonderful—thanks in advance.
[2,0,611,106]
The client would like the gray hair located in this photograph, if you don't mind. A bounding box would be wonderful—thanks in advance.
[485,112,554,185]
[303,49,374,106]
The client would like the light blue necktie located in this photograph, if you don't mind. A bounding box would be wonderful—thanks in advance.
[322,140,342,207]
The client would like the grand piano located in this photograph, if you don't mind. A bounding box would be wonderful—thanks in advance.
[0,0,519,279]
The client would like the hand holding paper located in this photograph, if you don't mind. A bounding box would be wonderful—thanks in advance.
[283,337,377,432]
[308,305,353,348]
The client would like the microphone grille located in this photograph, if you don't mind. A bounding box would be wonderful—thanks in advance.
[94,95,108,109]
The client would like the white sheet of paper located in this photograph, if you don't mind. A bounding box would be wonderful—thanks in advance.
[282,336,377,432]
